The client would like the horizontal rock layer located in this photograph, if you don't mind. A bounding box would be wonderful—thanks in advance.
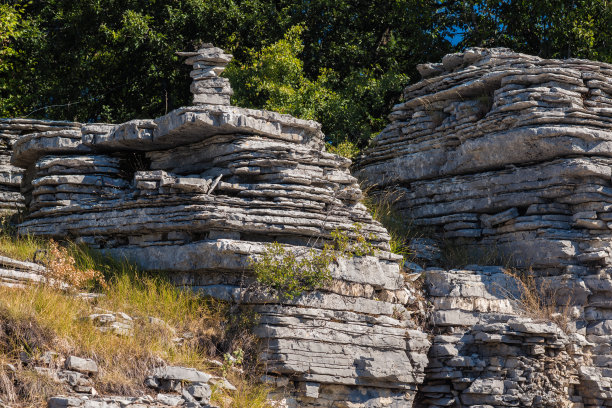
[356,48,612,273]
[357,48,612,406]
[12,101,427,406]
[0,118,79,210]
[419,266,612,408]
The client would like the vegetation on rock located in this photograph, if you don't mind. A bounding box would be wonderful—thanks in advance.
[251,224,376,300]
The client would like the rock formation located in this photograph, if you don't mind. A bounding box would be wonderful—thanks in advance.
[11,45,612,408]
[419,266,592,408]
[356,47,612,274]
[357,48,612,407]
[11,47,428,407]
[177,44,234,106]
[0,118,78,211]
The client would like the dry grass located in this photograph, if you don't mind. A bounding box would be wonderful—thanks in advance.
[503,268,573,332]
[361,188,430,260]
[0,228,272,407]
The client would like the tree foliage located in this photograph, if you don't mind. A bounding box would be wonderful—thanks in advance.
[0,0,610,145]
[446,0,612,62]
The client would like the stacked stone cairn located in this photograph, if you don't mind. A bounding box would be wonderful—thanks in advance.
[0,118,79,211]
[357,48,612,407]
[11,46,429,407]
[177,44,233,106]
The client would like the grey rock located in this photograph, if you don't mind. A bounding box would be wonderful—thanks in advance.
[11,45,428,408]
[48,396,83,407]
[156,393,183,406]
[151,366,211,383]
[65,356,98,375]
[186,382,211,401]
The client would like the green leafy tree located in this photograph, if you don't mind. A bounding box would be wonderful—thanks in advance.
[2,0,610,145]
[448,0,612,61]
[0,0,450,146]
[226,25,339,123]
[225,25,410,147]
[0,3,38,117]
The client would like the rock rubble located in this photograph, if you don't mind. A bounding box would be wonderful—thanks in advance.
[418,266,597,407]
[47,364,221,408]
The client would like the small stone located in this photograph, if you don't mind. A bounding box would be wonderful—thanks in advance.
[209,377,236,392]
[300,382,320,399]
[186,382,212,401]
[151,366,211,383]
[156,393,183,406]
[144,376,159,389]
[65,356,98,375]
[47,396,83,407]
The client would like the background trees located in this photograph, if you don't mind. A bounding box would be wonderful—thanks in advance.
[1,0,610,150]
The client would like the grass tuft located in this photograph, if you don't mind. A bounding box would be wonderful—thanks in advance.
[502,268,574,332]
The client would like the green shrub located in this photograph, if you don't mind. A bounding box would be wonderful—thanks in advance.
[326,139,360,159]
[251,224,376,300]
[251,242,334,301]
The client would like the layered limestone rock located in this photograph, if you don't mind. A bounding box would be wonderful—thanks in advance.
[0,118,79,210]
[418,267,601,408]
[0,254,49,288]
[358,49,612,406]
[11,48,429,407]
[356,48,612,274]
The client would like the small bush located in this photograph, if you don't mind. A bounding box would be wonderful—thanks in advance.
[44,240,107,290]
[251,242,334,301]
[330,223,376,257]
[251,224,376,300]
[326,139,360,159]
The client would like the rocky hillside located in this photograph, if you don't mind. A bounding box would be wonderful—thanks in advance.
[0,232,276,407]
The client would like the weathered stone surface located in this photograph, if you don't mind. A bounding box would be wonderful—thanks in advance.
[0,253,68,289]
[356,47,612,407]
[12,46,428,407]
[417,267,591,408]
[178,45,233,106]
[65,356,98,375]
[150,366,211,383]
[356,48,612,274]
[0,118,81,210]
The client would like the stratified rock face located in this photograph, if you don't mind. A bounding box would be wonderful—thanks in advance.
[419,267,594,408]
[0,119,79,211]
[357,48,612,407]
[356,48,612,274]
[11,48,429,407]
